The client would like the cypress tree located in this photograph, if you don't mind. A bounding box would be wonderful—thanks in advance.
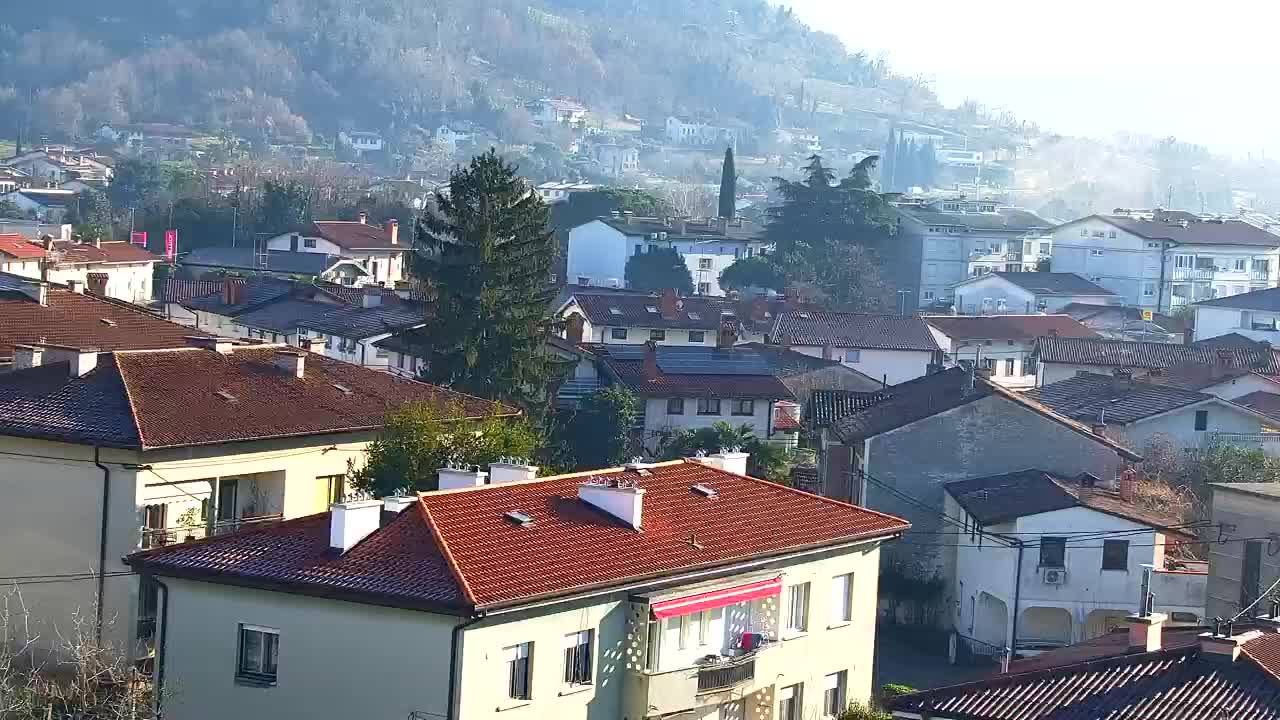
[718,146,737,219]
[411,149,557,411]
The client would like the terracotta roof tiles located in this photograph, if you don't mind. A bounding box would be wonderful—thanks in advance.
[925,314,1098,341]
[0,234,44,259]
[311,221,402,250]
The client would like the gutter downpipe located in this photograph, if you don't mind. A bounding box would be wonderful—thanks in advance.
[447,613,486,720]
[1156,244,1167,315]
[152,576,170,717]
[1009,539,1025,662]
[94,447,111,644]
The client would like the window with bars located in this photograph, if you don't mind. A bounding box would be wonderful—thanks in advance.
[563,630,593,685]
[505,642,531,700]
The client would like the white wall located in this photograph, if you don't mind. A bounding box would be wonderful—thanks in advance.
[1194,304,1280,344]
[46,262,155,304]
[1115,402,1266,451]
[567,221,629,288]
[790,345,932,386]
[643,397,773,451]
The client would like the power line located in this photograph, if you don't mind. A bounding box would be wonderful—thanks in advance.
[0,572,135,585]
[1231,574,1280,623]
[894,534,1274,551]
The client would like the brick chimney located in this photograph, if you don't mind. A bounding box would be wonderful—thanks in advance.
[1119,468,1137,501]
[1111,369,1134,394]
[718,314,739,348]
[86,272,108,296]
[358,211,368,225]
[387,219,399,245]
[659,288,679,320]
[223,278,246,307]
[642,340,659,381]
[274,350,306,378]
[1126,612,1166,652]
[329,499,382,553]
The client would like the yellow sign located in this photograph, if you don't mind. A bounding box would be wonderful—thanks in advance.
[1141,310,1153,321]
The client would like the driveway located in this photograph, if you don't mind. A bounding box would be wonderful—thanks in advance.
[873,625,994,693]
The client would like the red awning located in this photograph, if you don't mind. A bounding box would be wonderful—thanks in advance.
[650,577,782,619]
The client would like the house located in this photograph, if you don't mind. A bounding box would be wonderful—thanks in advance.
[264,214,406,286]
[1205,483,1280,621]
[42,239,160,304]
[527,97,589,126]
[0,233,45,278]
[823,368,1141,580]
[295,293,426,370]
[0,219,71,242]
[372,326,432,378]
[593,144,640,178]
[181,246,372,287]
[534,180,597,204]
[1033,335,1280,387]
[926,315,1098,391]
[435,123,474,151]
[949,272,1119,315]
[892,198,1053,308]
[169,277,301,333]
[3,148,112,187]
[1026,372,1274,452]
[665,116,739,148]
[944,470,1206,654]
[127,456,909,720]
[0,166,30,193]
[1192,286,1280,344]
[557,289,781,346]
[769,310,942,386]
[1050,209,1280,311]
[1061,302,1184,342]
[0,273,209,368]
[337,130,384,156]
[886,614,1280,719]
[566,215,767,296]
[0,340,518,656]
[0,188,77,222]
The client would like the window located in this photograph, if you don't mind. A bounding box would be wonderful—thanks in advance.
[1004,358,1015,376]
[830,574,853,624]
[322,475,344,504]
[1079,228,1088,237]
[843,350,861,363]
[779,683,803,720]
[697,282,711,295]
[303,237,317,249]
[1102,540,1129,570]
[687,330,705,343]
[1108,230,1117,239]
[1040,537,1066,568]
[731,399,755,416]
[216,479,238,522]
[787,583,810,633]
[823,672,847,718]
[370,261,380,278]
[1038,241,1051,255]
[697,397,721,415]
[650,329,666,341]
[1142,282,1156,297]
[698,258,713,270]
[923,290,935,301]
[1235,258,1248,272]
[1194,410,1208,431]
[1090,249,1104,257]
[141,504,168,548]
[666,398,685,415]
[1175,254,1194,269]
[563,630,593,685]
[236,625,279,686]
[610,328,628,340]
[635,244,643,255]
[505,643,532,700]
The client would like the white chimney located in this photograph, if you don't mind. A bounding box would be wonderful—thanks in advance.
[186,336,235,354]
[387,219,399,245]
[1126,612,1166,652]
[274,350,306,378]
[42,345,98,378]
[329,499,382,553]
[66,279,85,294]
[13,345,42,370]
[708,450,750,476]
[358,211,368,225]
[361,287,383,308]
[381,495,417,526]
[438,466,488,491]
[17,281,47,306]
[308,336,326,354]
[489,459,539,484]
[578,477,645,530]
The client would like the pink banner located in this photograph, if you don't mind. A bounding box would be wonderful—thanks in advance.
[164,230,176,260]
[130,231,147,247]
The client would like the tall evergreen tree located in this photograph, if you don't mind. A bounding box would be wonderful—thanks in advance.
[411,150,558,410]
[718,146,736,219]
[882,128,898,192]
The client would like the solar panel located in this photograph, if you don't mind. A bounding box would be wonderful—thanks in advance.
[657,348,774,375]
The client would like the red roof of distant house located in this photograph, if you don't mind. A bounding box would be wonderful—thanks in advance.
[773,406,801,430]
[311,221,402,250]
[925,314,1098,341]
[52,240,159,265]
[130,459,910,610]
[0,234,44,259]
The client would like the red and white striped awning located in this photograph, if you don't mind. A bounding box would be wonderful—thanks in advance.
[649,577,782,619]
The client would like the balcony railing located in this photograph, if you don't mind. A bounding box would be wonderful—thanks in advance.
[141,513,285,548]
[696,655,756,693]
[1252,270,1272,281]
[1172,268,1215,281]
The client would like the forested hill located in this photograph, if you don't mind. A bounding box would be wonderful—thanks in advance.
[0,0,927,142]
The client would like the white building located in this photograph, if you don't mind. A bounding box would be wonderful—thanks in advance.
[527,97,588,126]
[769,310,942,386]
[946,470,1206,654]
[3,238,162,305]
[566,215,767,297]
[894,198,1053,308]
[3,148,113,187]
[664,116,739,148]
[534,181,596,204]
[557,290,780,346]
[435,124,473,151]
[1032,335,1280,389]
[1192,286,1280,344]
[1050,210,1280,312]
[0,233,45,278]
[949,272,1119,315]
[925,315,1099,391]
[264,214,406,286]
[593,144,640,178]
[337,131,384,155]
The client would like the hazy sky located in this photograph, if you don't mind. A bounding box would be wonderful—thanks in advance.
[780,0,1280,157]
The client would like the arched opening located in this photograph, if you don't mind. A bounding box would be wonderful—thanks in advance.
[1021,606,1072,651]
[1085,609,1131,640]
[975,592,1009,648]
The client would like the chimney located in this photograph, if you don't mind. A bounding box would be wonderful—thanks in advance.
[642,340,659,381]
[13,345,42,370]
[718,314,738,348]
[489,458,539,484]
[437,465,488,491]
[274,350,306,378]
[565,313,585,344]
[1047,327,1059,339]
[223,278,245,307]
[623,210,635,225]
[1199,621,1264,661]
[1119,468,1137,502]
[387,219,399,245]
[66,279,85,294]
[381,495,417,527]
[329,499,382,553]
[577,476,645,530]
[1092,422,1108,438]
[308,336,326,354]
[18,281,48,306]
[822,344,834,361]
[708,449,750,475]
[86,272,108,296]
[659,288,679,320]
[186,336,235,354]
[1126,612,1167,653]
[361,286,383,308]
[42,345,99,378]
[1111,369,1133,394]
[358,211,368,225]
[675,218,687,234]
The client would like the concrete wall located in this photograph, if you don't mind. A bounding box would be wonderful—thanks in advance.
[567,221,628,288]
[159,579,457,720]
[1112,402,1265,452]
[45,262,155,304]
[1195,305,1280,344]
[1207,487,1280,620]
[789,345,933,386]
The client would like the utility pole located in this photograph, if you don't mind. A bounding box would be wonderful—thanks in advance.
[232,206,238,248]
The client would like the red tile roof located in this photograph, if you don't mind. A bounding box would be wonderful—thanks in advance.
[0,234,44,259]
[311,221,402,250]
[52,240,159,265]
[0,345,519,449]
[925,314,1098,342]
[0,279,206,359]
[131,460,910,610]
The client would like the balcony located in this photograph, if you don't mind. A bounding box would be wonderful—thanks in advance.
[1252,270,1272,282]
[633,641,778,717]
[141,513,285,548]
[1172,267,1215,281]
[696,654,756,693]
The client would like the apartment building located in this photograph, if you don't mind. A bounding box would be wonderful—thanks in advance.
[893,198,1053,309]
[128,457,909,720]
[0,236,160,304]
[0,340,516,656]
[1050,209,1280,311]
[1206,483,1280,621]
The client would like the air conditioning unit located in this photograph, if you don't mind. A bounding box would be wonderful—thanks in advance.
[1042,568,1067,585]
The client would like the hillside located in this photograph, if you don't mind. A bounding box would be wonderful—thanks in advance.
[0,0,932,143]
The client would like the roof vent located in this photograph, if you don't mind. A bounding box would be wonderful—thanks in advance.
[504,510,534,527]
[691,484,718,498]
[646,305,659,314]
[610,306,623,316]
[216,389,238,402]
[797,311,810,319]
[332,382,353,395]
[100,318,117,327]
[687,312,701,320]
